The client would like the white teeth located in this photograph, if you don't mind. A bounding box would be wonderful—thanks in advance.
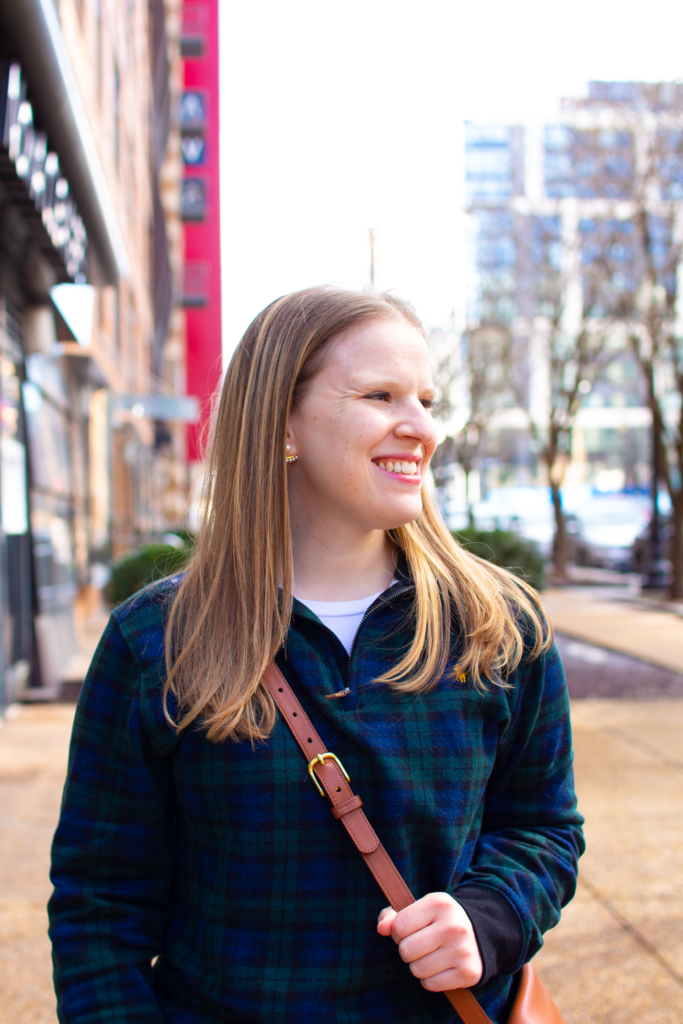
[377,459,419,475]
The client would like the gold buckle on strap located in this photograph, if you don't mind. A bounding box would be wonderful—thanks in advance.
[307,752,351,796]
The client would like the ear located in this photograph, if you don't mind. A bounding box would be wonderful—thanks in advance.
[285,417,299,451]
[285,425,297,459]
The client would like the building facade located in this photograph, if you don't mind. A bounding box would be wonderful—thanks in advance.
[0,0,190,710]
[179,0,222,466]
[460,83,683,501]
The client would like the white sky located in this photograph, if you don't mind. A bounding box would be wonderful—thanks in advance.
[220,0,683,363]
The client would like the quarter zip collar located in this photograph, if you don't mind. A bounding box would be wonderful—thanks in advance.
[288,551,416,702]
[289,549,415,630]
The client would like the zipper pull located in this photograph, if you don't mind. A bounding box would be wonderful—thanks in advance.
[326,687,351,700]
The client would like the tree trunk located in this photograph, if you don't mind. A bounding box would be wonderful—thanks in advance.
[465,470,475,528]
[550,481,568,580]
[670,498,683,600]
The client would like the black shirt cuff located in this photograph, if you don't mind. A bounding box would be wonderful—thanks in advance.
[454,885,524,986]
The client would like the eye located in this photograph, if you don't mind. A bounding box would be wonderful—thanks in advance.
[421,398,435,410]
[364,391,391,402]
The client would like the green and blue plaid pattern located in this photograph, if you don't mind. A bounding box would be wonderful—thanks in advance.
[49,575,583,1024]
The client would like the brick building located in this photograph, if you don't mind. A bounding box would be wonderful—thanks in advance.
[0,0,191,707]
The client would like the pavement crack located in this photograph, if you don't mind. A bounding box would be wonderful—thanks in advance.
[579,875,683,989]
[601,726,683,772]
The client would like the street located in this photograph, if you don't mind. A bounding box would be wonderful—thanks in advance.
[557,633,683,699]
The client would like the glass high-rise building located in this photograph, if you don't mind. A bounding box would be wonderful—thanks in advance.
[462,83,683,494]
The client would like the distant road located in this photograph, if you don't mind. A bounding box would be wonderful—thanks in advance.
[556,633,683,699]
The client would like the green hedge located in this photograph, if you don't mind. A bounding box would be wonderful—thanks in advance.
[453,527,545,591]
[106,541,192,607]
[106,529,544,607]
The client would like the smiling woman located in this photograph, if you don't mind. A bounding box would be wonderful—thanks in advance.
[49,286,583,1024]
[165,289,551,743]
[285,316,437,601]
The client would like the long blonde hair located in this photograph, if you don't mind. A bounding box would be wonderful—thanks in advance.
[164,286,551,743]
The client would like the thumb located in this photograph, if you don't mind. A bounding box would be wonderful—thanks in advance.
[377,907,397,936]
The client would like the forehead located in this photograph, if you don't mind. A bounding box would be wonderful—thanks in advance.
[322,317,432,384]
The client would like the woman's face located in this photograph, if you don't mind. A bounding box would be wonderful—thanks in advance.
[286,317,437,536]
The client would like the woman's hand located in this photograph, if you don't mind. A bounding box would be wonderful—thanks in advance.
[377,892,483,992]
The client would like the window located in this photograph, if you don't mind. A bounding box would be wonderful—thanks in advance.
[180,91,206,130]
[465,124,510,146]
[659,130,683,200]
[544,126,634,200]
[465,125,513,200]
[181,178,206,220]
[544,125,574,197]
[180,91,206,166]
[181,3,209,58]
[181,137,205,165]
[588,81,637,105]
[182,262,210,307]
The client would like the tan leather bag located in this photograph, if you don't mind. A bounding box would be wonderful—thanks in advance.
[263,663,566,1024]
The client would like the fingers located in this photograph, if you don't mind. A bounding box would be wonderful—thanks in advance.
[388,893,450,943]
[416,963,483,993]
[377,893,483,991]
[403,945,483,992]
[376,906,397,936]
[377,896,452,943]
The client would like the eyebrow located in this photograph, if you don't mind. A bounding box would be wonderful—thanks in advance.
[353,377,436,398]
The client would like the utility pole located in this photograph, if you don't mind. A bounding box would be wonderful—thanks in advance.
[368,228,376,287]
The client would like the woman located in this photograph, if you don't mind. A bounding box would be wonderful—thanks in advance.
[49,286,584,1024]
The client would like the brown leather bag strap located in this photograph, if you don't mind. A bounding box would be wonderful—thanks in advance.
[263,662,493,1024]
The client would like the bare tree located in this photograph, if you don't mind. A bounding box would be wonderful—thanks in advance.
[432,321,512,525]
[514,212,622,578]
[569,90,683,596]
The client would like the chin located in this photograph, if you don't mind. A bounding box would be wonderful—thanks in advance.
[373,498,424,532]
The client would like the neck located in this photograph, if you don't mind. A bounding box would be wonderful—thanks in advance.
[289,508,395,603]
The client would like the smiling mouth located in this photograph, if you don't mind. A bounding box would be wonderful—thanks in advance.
[375,459,419,476]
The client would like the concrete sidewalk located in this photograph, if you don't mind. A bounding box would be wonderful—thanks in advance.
[534,699,683,1023]
[0,704,75,1024]
[543,585,683,673]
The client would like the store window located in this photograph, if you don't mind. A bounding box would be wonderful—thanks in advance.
[21,348,77,689]
[0,306,33,704]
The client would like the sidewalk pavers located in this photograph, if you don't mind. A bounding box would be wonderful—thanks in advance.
[534,699,683,1022]
[0,704,75,1024]
[543,587,683,673]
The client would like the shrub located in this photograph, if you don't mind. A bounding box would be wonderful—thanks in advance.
[106,541,192,607]
[453,527,545,592]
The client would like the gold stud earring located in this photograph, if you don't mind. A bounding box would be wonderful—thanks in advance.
[285,443,298,464]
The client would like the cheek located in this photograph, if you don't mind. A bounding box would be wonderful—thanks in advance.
[336,412,390,459]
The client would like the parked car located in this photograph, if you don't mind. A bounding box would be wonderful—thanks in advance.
[470,486,579,558]
[573,494,651,571]
[632,513,674,578]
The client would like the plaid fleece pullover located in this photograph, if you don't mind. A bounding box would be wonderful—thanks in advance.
[49,575,584,1024]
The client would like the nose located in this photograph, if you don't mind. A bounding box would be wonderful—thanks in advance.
[394,398,436,449]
